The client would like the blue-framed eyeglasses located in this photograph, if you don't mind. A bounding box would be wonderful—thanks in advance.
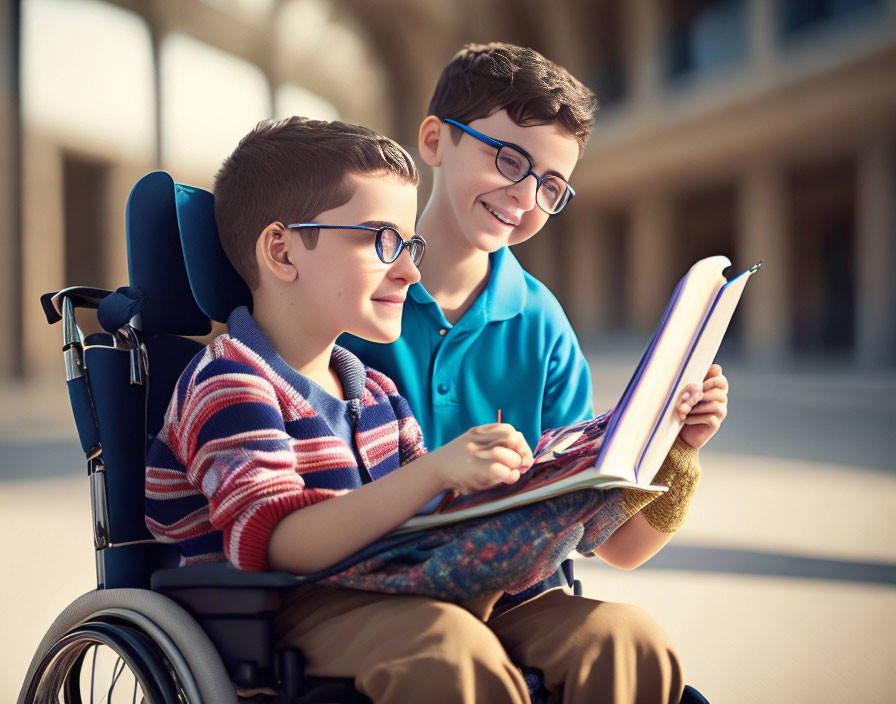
[286,223,426,267]
[443,118,576,215]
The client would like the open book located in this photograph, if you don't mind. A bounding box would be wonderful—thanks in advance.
[394,255,760,534]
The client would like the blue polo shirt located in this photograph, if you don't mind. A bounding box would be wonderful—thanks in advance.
[339,246,593,452]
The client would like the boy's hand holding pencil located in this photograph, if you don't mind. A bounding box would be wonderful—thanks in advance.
[431,410,533,499]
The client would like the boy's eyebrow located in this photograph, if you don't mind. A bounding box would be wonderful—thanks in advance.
[361,219,402,230]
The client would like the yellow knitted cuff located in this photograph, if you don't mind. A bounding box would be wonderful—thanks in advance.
[640,439,701,533]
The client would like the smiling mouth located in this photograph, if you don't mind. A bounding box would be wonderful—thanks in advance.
[483,203,516,226]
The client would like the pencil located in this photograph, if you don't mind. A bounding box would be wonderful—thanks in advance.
[497,409,502,423]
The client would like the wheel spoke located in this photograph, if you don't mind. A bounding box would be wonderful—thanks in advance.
[90,644,98,702]
[24,620,185,704]
[100,656,125,704]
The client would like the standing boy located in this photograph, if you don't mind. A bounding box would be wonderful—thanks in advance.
[341,43,730,702]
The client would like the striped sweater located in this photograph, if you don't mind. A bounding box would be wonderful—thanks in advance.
[145,307,426,571]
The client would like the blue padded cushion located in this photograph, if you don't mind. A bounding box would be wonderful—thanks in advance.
[86,345,155,544]
[67,375,100,455]
[175,183,252,323]
[96,286,147,334]
[126,171,211,337]
[145,334,204,440]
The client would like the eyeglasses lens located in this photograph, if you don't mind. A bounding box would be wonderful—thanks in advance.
[536,176,568,214]
[408,238,425,266]
[496,146,529,181]
[378,228,402,263]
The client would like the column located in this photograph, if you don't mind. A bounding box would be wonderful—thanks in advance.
[856,134,896,367]
[747,0,777,73]
[621,0,662,113]
[628,191,673,330]
[22,138,66,379]
[736,162,790,365]
[1,0,23,378]
[563,205,608,344]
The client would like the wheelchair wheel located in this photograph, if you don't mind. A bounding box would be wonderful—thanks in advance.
[20,589,239,704]
[22,615,185,703]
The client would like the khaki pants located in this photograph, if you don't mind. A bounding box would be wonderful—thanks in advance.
[275,585,684,704]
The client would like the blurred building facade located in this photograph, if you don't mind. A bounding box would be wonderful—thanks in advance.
[1,0,894,382]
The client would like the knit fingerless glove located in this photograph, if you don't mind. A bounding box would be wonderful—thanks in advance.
[643,439,701,533]
[620,439,702,533]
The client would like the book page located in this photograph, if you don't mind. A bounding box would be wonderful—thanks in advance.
[636,267,755,476]
[595,256,730,486]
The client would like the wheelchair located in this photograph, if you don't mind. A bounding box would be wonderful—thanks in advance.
[19,171,709,704]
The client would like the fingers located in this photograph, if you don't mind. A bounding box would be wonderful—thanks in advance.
[475,445,527,471]
[469,421,512,434]
[682,412,723,430]
[471,445,523,487]
[702,373,729,393]
[685,400,727,418]
[677,383,703,420]
[704,363,723,380]
[679,371,730,420]
[469,424,533,469]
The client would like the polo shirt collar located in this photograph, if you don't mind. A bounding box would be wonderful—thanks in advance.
[408,246,527,323]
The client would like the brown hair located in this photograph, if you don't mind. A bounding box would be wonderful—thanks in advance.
[428,42,597,154]
[214,116,418,289]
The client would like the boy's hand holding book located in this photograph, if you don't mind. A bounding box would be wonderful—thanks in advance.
[433,423,533,495]
[676,363,729,450]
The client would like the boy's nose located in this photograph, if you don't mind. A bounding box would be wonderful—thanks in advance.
[389,248,421,284]
[505,174,538,211]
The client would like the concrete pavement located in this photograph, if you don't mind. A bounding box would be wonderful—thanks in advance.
[2,353,894,703]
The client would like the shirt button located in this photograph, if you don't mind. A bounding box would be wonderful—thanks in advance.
[439,328,447,336]
[437,383,449,394]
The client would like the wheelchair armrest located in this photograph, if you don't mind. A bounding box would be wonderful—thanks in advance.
[151,563,314,688]
[41,286,114,324]
[151,562,310,591]
[151,531,423,592]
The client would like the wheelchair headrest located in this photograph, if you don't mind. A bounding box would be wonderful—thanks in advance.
[126,171,211,336]
[125,171,252,334]
[174,182,252,323]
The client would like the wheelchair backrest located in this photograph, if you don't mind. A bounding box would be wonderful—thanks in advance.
[48,171,242,588]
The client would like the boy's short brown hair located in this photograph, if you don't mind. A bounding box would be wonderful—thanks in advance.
[214,116,418,289]
[428,42,597,154]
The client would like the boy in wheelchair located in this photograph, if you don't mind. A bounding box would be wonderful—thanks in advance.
[140,115,701,704]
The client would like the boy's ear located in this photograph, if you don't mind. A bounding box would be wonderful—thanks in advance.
[257,222,298,284]
[418,115,444,167]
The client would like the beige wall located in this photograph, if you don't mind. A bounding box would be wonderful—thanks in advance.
[5,0,896,381]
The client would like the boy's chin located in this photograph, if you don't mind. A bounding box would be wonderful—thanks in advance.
[357,326,401,345]
[468,229,516,253]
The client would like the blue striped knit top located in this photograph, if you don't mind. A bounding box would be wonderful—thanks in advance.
[145,307,427,571]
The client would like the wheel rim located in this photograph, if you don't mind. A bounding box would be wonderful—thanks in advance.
[25,619,184,704]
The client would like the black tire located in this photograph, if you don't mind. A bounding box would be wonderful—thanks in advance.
[21,615,185,704]
[19,590,237,704]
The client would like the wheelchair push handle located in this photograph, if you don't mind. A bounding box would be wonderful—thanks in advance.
[40,286,114,325]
